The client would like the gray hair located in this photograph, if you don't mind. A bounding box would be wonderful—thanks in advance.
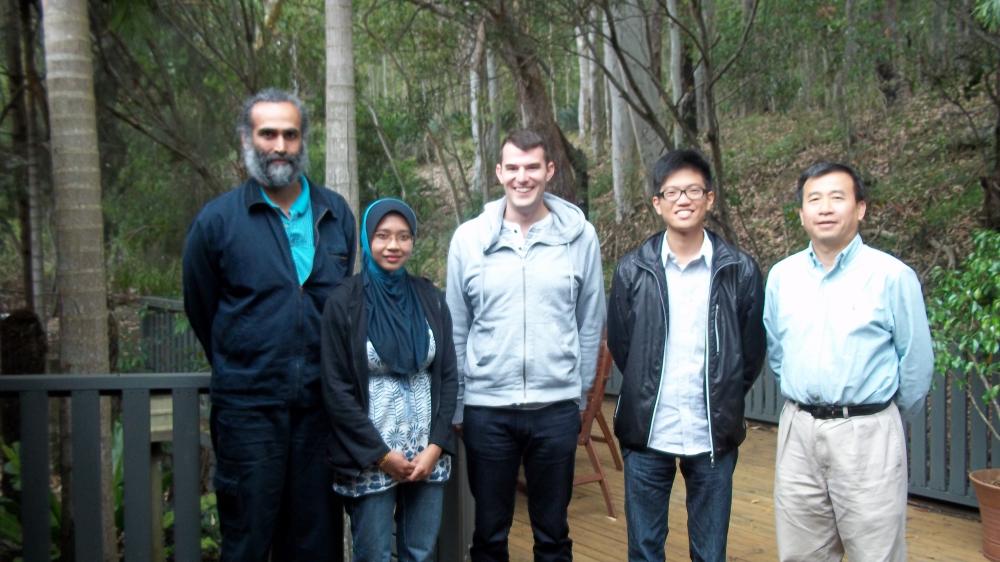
[236,88,309,142]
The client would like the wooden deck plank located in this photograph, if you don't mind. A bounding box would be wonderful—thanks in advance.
[505,398,984,561]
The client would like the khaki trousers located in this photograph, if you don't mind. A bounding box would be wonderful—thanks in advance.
[774,401,908,562]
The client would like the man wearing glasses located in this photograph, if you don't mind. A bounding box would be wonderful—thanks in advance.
[607,149,766,562]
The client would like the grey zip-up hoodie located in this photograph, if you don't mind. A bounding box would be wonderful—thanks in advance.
[446,193,606,423]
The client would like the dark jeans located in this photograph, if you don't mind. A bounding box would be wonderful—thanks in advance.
[463,400,581,562]
[210,404,343,562]
[623,447,737,562]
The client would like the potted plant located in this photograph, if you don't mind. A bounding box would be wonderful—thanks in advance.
[927,229,1000,560]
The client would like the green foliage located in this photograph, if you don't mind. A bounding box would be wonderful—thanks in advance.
[928,230,1000,432]
[0,425,221,560]
[975,0,1000,31]
[0,441,61,559]
[160,491,222,559]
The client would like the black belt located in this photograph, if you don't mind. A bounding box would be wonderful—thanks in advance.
[794,400,891,419]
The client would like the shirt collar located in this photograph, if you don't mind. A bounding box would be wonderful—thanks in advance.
[808,233,862,273]
[662,229,713,270]
[502,213,552,238]
[259,175,310,218]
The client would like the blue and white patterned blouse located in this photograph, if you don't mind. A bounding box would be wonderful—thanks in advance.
[333,327,451,497]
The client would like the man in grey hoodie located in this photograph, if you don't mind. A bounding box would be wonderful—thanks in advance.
[447,129,606,562]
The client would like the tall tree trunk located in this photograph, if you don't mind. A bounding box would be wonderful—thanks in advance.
[470,21,488,202]
[985,66,1000,231]
[615,0,668,172]
[604,16,633,223]
[587,9,605,157]
[26,97,44,319]
[833,0,858,149]
[325,4,355,552]
[325,0,360,221]
[693,0,714,135]
[6,0,31,310]
[576,26,591,141]
[667,0,683,147]
[485,48,500,169]
[469,23,489,203]
[876,0,904,107]
[23,1,44,320]
[690,0,737,242]
[42,2,115,561]
[739,0,756,115]
[930,0,948,74]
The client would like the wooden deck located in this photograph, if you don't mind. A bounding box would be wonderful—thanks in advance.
[506,398,985,561]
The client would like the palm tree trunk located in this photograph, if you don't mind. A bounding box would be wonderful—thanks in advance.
[42,1,114,560]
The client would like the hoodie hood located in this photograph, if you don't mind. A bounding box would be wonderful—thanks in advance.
[478,192,586,252]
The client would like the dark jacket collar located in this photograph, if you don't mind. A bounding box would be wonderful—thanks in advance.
[636,228,739,274]
[241,176,336,220]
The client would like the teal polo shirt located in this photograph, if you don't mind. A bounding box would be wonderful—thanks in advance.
[260,176,314,285]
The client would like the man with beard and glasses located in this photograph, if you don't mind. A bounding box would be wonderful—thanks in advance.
[183,88,356,562]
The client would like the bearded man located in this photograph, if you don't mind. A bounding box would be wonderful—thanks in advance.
[183,88,356,562]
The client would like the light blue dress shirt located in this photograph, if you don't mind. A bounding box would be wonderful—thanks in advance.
[763,234,933,418]
[260,176,314,285]
[648,231,713,455]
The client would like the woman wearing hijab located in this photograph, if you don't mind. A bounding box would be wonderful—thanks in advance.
[321,198,458,562]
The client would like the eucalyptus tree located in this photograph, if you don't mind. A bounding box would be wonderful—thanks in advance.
[405,0,588,208]
[569,0,760,241]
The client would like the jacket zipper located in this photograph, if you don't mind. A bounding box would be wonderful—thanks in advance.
[521,254,528,402]
[704,261,735,466]
[636,260,669,448]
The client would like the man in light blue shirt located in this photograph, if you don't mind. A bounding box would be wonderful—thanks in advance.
[764,162,933,562]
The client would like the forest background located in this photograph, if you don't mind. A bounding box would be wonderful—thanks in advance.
[1,0,999,559]
[0,0,1000,376]
[1,0,999,314]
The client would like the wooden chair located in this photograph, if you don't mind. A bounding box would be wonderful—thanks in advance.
[588,352,623,472]
[574,339,618,518]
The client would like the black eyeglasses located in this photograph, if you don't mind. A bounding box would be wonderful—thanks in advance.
[657,185,708,201]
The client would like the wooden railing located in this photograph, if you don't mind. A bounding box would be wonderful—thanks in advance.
[0,373,209,561]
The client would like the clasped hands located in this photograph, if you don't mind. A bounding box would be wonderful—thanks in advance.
[379,444,442,482]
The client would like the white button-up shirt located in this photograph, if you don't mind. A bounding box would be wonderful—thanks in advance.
[648,231,713,455]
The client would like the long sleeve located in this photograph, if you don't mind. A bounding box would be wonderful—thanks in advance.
[429,290,459,454]
[320,294,389,473]
[343,204,358,273]
[762,269,783,388]
[182,220,220,364]
[445,232,473,424]
[891,267,934,418]
[576,226,606,404]
[740,259,767,394]
[606,261,632,374]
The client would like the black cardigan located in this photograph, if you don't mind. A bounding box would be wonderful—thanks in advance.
[320,274,458,479]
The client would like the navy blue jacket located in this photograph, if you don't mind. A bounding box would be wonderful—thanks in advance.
[183,178,356,408]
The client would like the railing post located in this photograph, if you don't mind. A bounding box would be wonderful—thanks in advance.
[172,387,202,561]
[123,388,153,561]
[20,390,50,562]
[71,389,104,560]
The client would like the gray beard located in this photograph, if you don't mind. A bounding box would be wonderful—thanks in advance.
[242,142,309,189]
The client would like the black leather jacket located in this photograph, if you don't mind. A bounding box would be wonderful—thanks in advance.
[608,230,766,458]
